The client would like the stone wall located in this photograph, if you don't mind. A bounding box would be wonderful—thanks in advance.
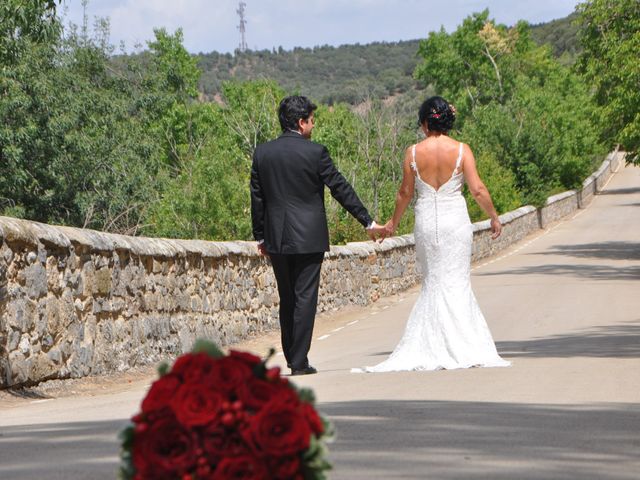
[0,152,626,387]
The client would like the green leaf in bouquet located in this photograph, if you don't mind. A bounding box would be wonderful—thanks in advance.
[252,347,276,378]
[157,361,170,377]
[118,425,136,479]
[118,424,135,450]
[298,388,316,404]
[265,347,276,361]
[303,432,333,479]
[303,461,331,480]
[303,434,321,461]
[118,453,135,480]
[192,339,225,358]
[321,416,336,441]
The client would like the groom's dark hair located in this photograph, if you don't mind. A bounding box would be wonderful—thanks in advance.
[278,95,317,132]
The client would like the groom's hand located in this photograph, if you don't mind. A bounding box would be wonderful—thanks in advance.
[257,242,268,256]
[366,221,389,243]
[366,221,380,241]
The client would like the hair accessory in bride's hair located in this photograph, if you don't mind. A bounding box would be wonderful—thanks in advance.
[449,103,457,117]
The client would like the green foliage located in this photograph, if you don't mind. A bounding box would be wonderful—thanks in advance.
[463,150,522,222]
[0,5,614,246]
[144,80,283,240]
[576,0,640,163]
[0,0,61,64]
[147,28,200,101]
[197,40,426,105]
[415,10,604,207]
[0,18,168,233]
[313,99,418,242]
[0,8,220,234]
[530,12,581,61]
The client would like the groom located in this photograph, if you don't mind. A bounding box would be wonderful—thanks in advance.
[250,95,380,375]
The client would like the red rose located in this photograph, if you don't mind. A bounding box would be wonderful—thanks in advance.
[237,378,281,411]
[272,384,301,406]
[202,423,252,460]
[247,400,311,456]
[132,415,197,479]
[209,356,252,394]
[300,402,324,435]
[269,455,303,480]
[171,352,217,384]
[141,374,181,414]
[171,383,224,427]
[229,350,262,367]
[209,455,268,480]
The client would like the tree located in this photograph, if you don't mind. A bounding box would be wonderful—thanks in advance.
[576,0,640,163]
[414,10,604,206]
[0,0,61,65]
[144,80,284,241]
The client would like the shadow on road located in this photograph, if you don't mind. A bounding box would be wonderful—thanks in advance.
[599,187,640,195]
[0,419,125,479]
[321,400,640,479]
[532,241,640,261]
[478,263,640,281]
[1,402,638,480]
[497,322,640,359]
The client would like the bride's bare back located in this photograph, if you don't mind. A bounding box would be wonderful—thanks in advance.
[413,136,463,191]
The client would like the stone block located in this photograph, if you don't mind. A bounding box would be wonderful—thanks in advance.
[31,352,57,380]
[82,261,95,297]
[94,268,112,296]
[6,298,37,332]
[26,251,37,265]
[25,263,47,299]
[8,350,29,385]
[47,348,62,365]
[46,297,62,333]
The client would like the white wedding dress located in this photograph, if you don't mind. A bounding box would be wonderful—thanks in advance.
[356,143,509,372]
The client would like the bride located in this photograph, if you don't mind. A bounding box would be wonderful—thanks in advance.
[359,96,510,372]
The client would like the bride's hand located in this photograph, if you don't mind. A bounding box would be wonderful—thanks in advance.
[490,217,502,239]
[381,220,395,241]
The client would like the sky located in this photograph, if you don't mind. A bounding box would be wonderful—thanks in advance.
[61,0,582,54]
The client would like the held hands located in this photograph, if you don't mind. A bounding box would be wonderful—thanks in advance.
[366,220,395,243]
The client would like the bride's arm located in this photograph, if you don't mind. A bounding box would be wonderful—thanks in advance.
[462,144,502,239]
[385,147,415,235]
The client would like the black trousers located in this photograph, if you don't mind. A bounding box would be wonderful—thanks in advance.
[269,252,324,370]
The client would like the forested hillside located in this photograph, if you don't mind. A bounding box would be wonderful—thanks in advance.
[530,12,580,62]
[197,40,424,104]
[195,13,580,104]
[2,2,637,244]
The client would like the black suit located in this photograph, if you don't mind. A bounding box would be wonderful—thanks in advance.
[250,131,372,369]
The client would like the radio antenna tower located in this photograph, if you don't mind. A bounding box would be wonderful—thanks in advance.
[237,2,248,52]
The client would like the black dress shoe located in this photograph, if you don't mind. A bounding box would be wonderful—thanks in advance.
[290,365,317,376]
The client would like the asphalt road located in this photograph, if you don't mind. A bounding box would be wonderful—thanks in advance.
[1,165,639,479]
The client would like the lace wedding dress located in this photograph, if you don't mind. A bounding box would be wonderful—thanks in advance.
[357,143,509,372]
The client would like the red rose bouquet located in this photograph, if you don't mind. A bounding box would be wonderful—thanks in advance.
[119,340,333,480]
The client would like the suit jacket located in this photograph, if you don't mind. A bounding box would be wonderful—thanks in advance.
[250,131,372,254]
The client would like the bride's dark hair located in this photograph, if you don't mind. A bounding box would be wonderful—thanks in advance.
[418,96,456,132]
